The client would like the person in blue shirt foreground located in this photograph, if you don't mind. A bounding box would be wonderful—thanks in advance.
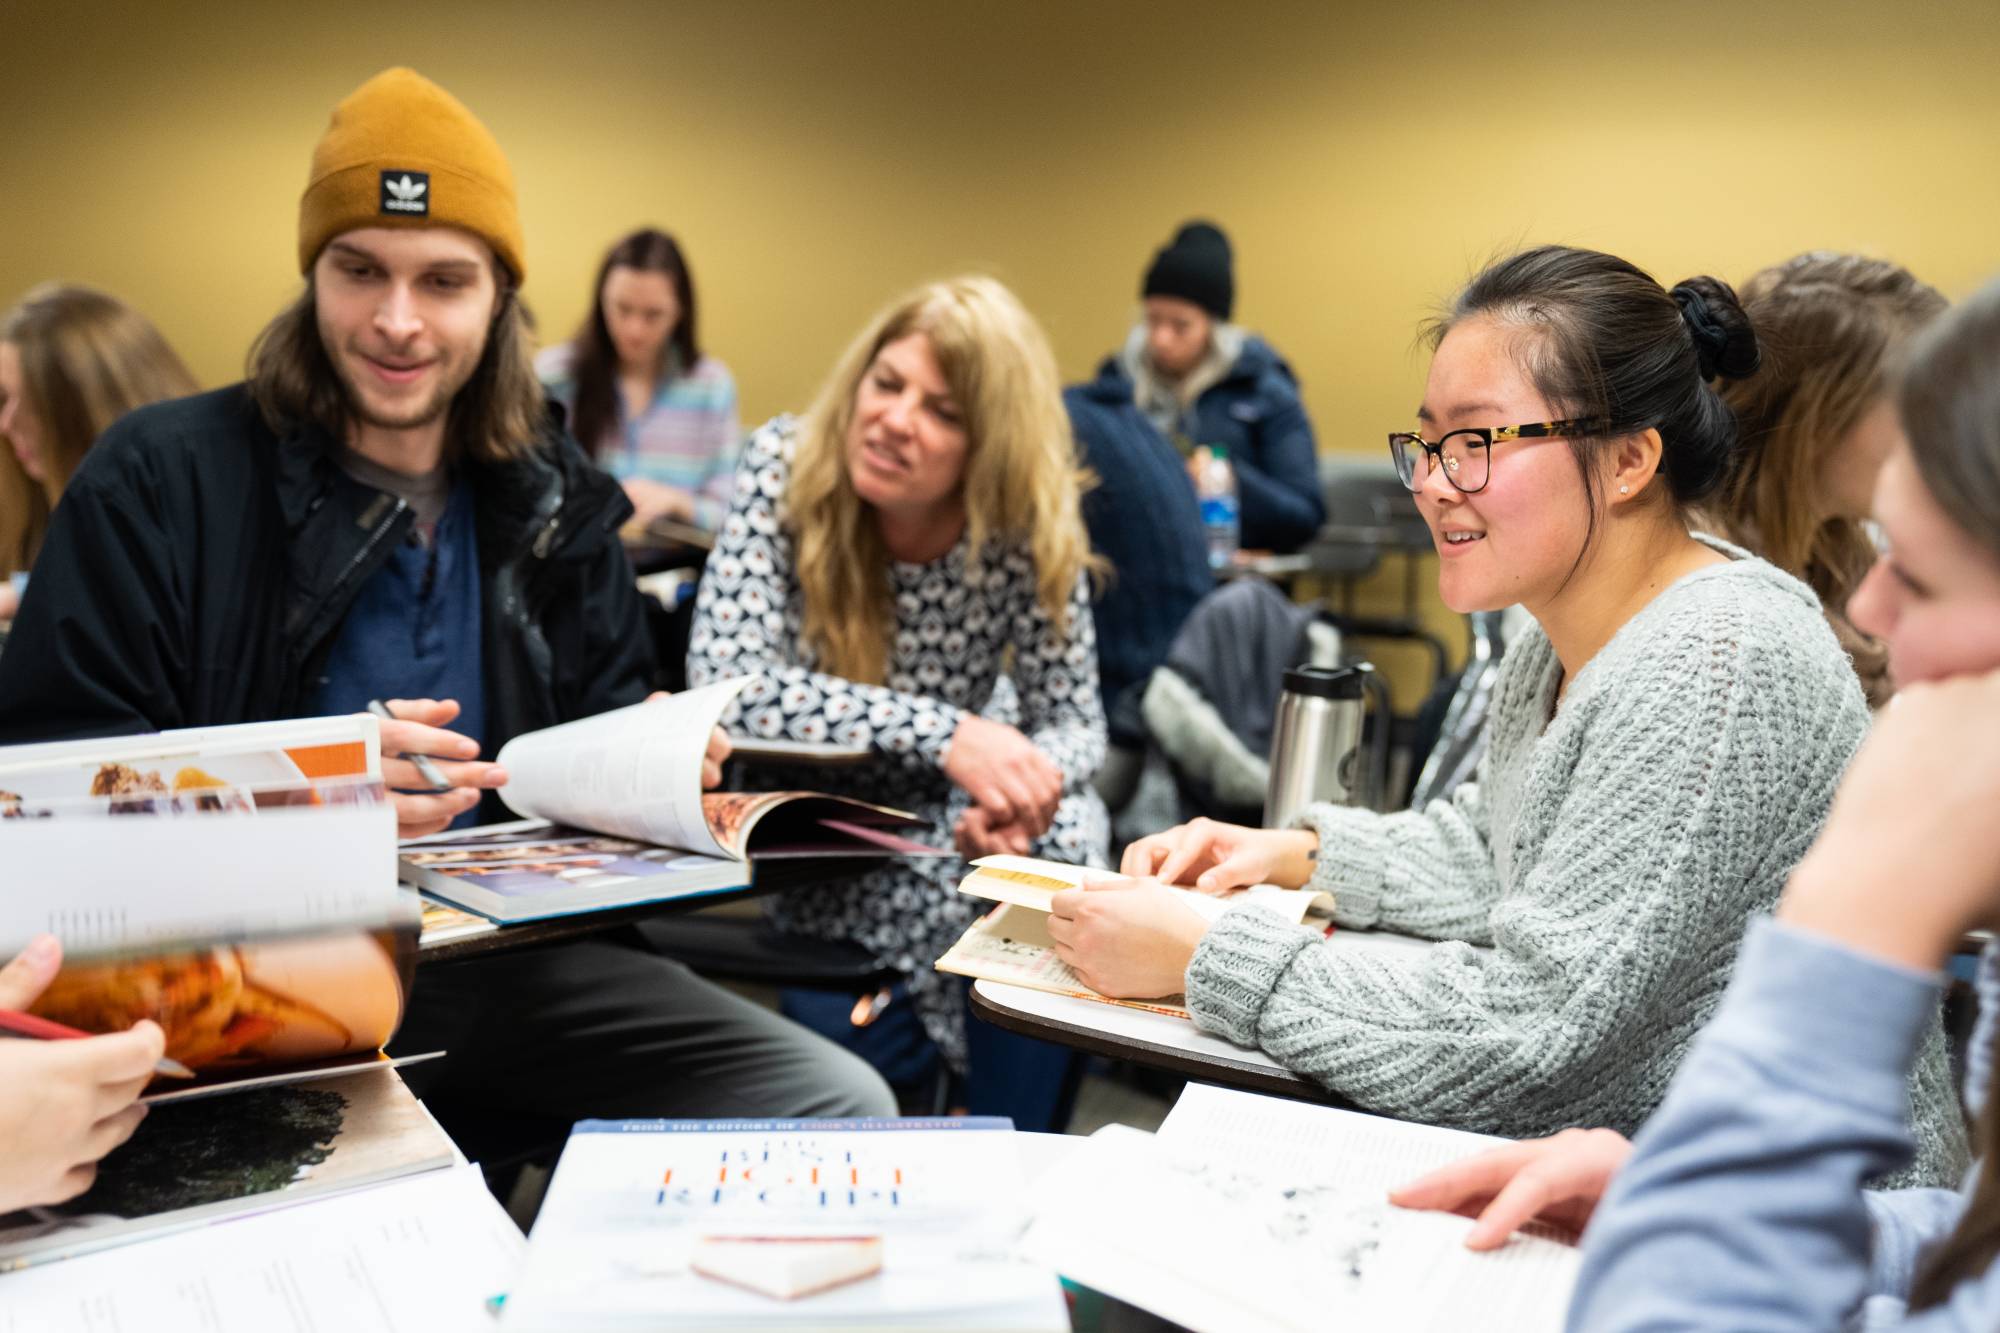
[1394,274,2000,1328]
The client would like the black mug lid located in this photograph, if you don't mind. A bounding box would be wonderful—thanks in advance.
[1280,664,1366,700]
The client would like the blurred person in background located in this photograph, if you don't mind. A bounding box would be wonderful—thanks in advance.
[1082,220,1324,552]
[0,283,198,620]
[536,228,741,531]
[1704,252,1946,707]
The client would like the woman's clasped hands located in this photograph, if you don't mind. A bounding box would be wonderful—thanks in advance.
[946,713,1064,857]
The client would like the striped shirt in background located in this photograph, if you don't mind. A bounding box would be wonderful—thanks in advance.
[535,343,744,530]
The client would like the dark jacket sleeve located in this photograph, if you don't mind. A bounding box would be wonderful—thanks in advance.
[565,531,656,718]
[1232,372,1325,553]
[0,435,190,742]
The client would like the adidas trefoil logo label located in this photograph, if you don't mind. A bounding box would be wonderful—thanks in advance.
[379,170,430,216]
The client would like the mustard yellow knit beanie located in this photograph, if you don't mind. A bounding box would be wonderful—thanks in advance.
[297,67,525,282]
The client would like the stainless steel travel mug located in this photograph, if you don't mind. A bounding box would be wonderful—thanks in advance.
[1264,664,1368,829]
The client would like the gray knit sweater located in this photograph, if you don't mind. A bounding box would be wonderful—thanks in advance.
[1184,544,1969,1188]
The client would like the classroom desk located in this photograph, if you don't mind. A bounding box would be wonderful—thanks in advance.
[416,855,881,964]
[621,517,715,582]
[972,981,1338,1106]
[971,928,1442,1106]
[625,515,717,553]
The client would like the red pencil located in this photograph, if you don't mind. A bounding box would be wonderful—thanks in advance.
[0,1009,196,1078]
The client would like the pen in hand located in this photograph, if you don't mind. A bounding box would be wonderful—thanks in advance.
[366,699,456,793]
[0,1009,195,1079]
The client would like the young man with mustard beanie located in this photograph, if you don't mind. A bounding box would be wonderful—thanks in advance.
[0,68,896,1136]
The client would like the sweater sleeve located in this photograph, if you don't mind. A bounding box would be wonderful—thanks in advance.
[686,420,963,768]
[1566,919,1997,1331]
[1867,1188,1969,1301]
[1008,565,1107,789]
[1293,772,1501,943]
[1183,613,1802,1134]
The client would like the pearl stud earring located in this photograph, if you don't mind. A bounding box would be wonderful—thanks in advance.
[1619,485,1631,495]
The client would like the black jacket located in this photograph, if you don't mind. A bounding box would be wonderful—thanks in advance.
[1063,378,1213,744]
[0,385,654,769]
[1088,337,1327,552]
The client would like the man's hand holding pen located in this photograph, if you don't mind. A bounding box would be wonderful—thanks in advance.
[369,698,505,839]
[370,694,734,840]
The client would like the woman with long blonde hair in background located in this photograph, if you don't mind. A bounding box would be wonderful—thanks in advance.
[687,276,1106,1128]
[1707,252,1946,705]
[0,283,198,619]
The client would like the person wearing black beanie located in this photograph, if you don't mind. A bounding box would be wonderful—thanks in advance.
[1143,221,1235,323]
[1081,219,1326,553]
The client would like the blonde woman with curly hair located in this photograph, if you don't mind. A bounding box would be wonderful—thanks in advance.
[688,276,1107,1125]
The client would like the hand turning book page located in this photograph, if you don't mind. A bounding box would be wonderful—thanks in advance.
[0,721,429,1108]
[934,855,1335,1018]
[400,679,946,924]
[23,900,424,1107]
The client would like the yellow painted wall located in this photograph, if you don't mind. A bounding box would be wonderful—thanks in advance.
[7,0,1999,700]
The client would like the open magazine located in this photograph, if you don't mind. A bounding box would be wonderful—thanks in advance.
[935,856,1335,1018]
[0,722,465,1273]
[0,717,398,950]
[1021,1084,1578,1332]
[0,719,428,1100]
[0,1065,454,1272]
[399,679,946,924]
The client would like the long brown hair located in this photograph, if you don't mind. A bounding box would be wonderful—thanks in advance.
[246,275,543,465]
[787,276,1097,683]
[1707,253,1946,704]
[1903,277,2000,1310]
[0,448,47,579]
[564,229,701,458]
[1,283,200,501]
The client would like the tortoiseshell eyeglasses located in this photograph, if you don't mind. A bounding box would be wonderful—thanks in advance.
[1388,419,1608,494]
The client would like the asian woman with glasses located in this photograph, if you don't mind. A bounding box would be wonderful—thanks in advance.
[1043,244,1968,1188]
[1394,274,2000,1331]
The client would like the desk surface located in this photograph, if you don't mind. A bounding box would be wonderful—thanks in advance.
[971,981,1337,1105]
[971,928,1440,1107]
[417,856,875,964]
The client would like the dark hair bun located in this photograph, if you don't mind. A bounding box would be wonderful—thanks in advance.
[1671,277,1761,381]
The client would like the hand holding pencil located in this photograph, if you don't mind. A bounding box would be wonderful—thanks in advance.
[0,935,164,1212]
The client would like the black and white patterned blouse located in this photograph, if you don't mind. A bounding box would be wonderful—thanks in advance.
[689,417,1109,1068]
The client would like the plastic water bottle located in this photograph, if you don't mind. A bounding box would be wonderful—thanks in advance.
[1195,445,1240,570]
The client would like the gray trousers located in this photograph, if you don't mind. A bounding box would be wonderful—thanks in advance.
[391,931,896,1135]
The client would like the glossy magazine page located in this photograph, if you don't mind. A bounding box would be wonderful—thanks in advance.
[28,907,420,1091]
[0,777,401,952]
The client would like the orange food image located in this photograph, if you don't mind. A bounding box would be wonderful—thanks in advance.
[31,948,358,1071]
[88,763,166,797]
